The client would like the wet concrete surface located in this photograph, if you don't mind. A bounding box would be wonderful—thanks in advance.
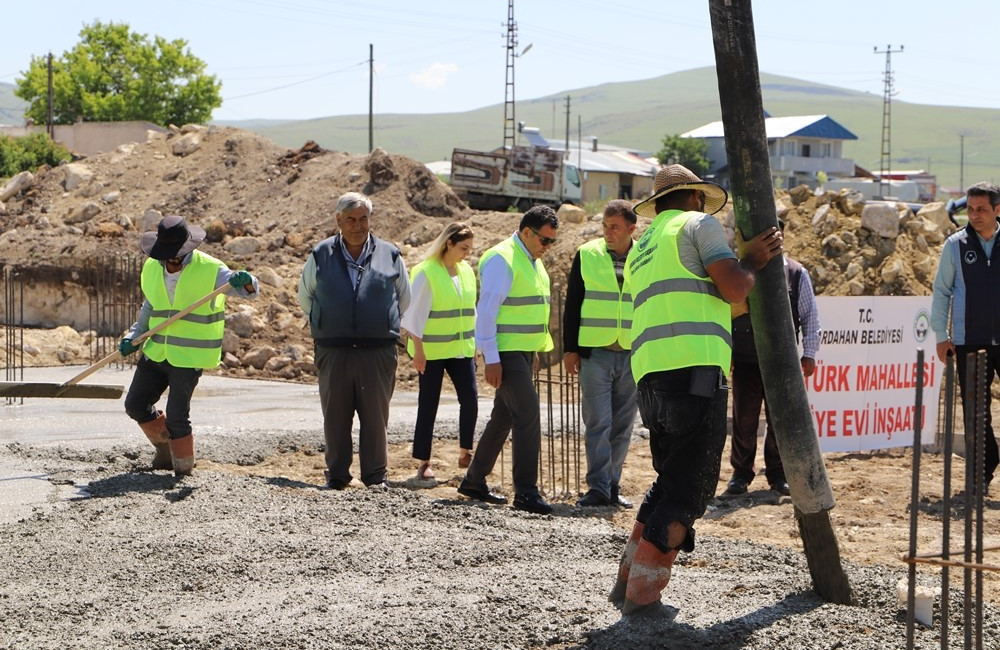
[0,365,444,525]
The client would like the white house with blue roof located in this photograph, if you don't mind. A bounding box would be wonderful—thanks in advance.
[681,114,858,190]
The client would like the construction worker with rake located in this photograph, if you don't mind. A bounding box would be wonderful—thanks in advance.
[119,215,259,477]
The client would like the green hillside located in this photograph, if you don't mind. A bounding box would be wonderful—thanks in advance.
[243,68,999,197]
[0,82,27,125]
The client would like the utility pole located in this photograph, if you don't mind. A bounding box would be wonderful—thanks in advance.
[874,44,903,198]
[563,95,570,155]
[502,0,517,153]
[368,44,374,153]
[960,134,965,192]
[709,0,852,605]
[46,52,54,137]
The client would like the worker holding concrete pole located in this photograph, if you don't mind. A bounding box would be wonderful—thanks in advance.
[120,215,259,476]
[609,165,782,615]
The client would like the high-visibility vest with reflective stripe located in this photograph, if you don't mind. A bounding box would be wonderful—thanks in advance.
[626,210,731,383]
[479,236,553,352]
[406,258,477,360]
[140,250,226,369]
[578,238,633,349]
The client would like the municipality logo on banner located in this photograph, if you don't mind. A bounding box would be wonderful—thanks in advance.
[912,309,930,343]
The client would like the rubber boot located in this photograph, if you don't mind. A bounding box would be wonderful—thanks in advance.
[169,433,195,477]
[137,412,172,470]
[621,539,679,615]
[608,521,644,603]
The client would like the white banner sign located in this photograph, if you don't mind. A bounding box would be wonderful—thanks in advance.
[808,296,939,452]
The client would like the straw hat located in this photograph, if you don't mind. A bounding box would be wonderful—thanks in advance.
[141,215,206,260]
[634,164,728,219]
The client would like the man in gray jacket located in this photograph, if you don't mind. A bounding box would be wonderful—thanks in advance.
[298,192,410,490]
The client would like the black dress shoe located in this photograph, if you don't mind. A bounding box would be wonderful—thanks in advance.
[323,478,348,490]
[610,483,633,509]
[770,481,791,496]
[723,477,749,496]
[513,493,553,515]
[577,489,611,507]
[457,479,508,505]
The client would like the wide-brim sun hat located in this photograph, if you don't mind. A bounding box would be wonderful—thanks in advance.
[140,215,206,260]
[634,164,729,219]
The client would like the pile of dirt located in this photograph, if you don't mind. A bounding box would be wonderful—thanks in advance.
[0,125,955,386]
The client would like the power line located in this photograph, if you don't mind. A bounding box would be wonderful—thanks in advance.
[224,61,365,101]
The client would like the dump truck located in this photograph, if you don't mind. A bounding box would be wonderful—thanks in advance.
[450,145,582,211]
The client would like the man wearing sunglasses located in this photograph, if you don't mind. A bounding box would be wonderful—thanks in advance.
[458,205,559,515]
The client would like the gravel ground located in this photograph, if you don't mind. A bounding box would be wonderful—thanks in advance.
[3,421,999,650]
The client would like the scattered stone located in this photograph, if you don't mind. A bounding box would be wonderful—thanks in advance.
[224,236,262,256]
[835,189,866,217]
[226,311,255,338]
[140,209,162,232]
[880,258,904,283]
[917,201,952,230]
[61,164,93,191]
[861,202,900,239]
[171,132,201,156]
[1,171,35,202]
[557,203,587,224]
[255,266,284,288]
[101,191,121,204]
[788,184,812,205]
[242,346,277,370]
[821,234,848,257]
[65,202,102,224]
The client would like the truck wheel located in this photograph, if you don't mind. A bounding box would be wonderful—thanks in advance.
[515,198,531,212]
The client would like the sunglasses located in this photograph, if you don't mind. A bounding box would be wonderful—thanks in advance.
[530,227,557,246]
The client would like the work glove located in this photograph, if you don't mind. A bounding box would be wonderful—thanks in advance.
[119,338,140,357]
[228,270,252,289]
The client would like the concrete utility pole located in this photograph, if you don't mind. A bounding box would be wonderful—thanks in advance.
[368,44,374,153]
[708,0,852,605]
[874,44,903,198]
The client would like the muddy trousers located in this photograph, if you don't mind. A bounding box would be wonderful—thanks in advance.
[464,351,541,497]
[955,345,1000,486]
[729,360,785,486]
[124,356,202,439]
[317,344,397,487]
[412,356,478,461]
[634,368,728,553]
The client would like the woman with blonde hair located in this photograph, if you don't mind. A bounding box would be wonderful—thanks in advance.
[401,222,478,479]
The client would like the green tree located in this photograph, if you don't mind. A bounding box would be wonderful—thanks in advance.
[655,134,710,177]
[14,21,222,127]
[0,133,71,180]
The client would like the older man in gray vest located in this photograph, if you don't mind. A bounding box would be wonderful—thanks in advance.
[298,192,410,490]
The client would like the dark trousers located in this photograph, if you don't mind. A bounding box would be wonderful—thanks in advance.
[316,344,397,486]
[635,368,728,553]
[465,351,540,496]
[729,360,785,486]
[124,356,202,439]
[412,356,478,461]
[955,345,1000,486]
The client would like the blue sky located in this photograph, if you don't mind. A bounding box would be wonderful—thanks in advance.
[2,1,997,121]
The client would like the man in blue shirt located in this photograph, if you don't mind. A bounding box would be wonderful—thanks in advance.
[931,181,1000,492]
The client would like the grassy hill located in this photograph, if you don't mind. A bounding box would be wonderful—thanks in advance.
[0,82,27,126]
[242,67,999,197]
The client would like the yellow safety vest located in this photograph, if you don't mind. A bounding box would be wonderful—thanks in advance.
[578,238,633,349]
[479,236,553,353]
[406,258,477,360]
[625,210,731,383]
[140,250,226,369]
